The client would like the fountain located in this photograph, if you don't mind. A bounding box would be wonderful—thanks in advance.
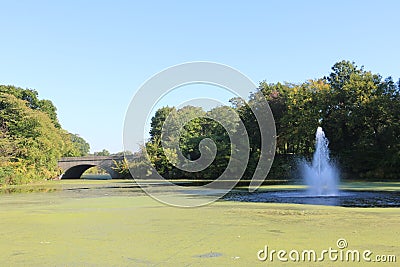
[223,127,400,207]
[301,127,339,196]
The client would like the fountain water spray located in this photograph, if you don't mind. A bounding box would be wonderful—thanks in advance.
[301,127,339,196]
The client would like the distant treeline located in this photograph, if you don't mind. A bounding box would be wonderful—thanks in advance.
[0,85,90,185]
[117,61,400,181]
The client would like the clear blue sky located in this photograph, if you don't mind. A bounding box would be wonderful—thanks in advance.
[1,0,399,153]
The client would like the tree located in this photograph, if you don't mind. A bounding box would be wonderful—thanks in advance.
[94,149,110,156]
[0,93,64,184]
[0,85,91,185]
[69,133,90,156]
[149,106,175,142]
[117,61,400,181]
[0,85,60,128]
[38,99,61,128]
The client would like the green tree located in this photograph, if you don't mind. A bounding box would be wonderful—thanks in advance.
[0,85,60,128]
[118,61,400,181]
[0,93,64,184]
[69,133,90,156]
[149,106,175,142]
[0,85,91,185]
[94,149,111,156]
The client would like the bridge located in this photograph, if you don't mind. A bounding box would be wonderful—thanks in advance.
[58,156,125,179]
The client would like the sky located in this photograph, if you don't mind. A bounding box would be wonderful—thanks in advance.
[1,0,399,153]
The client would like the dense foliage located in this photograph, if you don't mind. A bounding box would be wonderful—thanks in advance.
[125,61,400,181]
[261,61,400,180]
[94,149,111,156]
[0,85,90,185]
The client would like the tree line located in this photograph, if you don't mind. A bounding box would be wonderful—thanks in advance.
[119,61,400,181]
[2,60,398,185]
[0,85,90,185]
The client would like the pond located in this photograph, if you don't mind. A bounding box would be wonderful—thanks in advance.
[223,189,400,207]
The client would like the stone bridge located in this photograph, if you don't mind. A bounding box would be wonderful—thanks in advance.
[58,156,125,179]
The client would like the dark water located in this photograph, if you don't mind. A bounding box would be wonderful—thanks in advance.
[223,190,400,207]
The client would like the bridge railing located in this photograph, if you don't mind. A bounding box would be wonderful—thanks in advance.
[58,155,125,162]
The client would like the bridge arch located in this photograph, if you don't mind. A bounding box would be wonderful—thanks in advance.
[58,156,124,179]
[61,164,116,179]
